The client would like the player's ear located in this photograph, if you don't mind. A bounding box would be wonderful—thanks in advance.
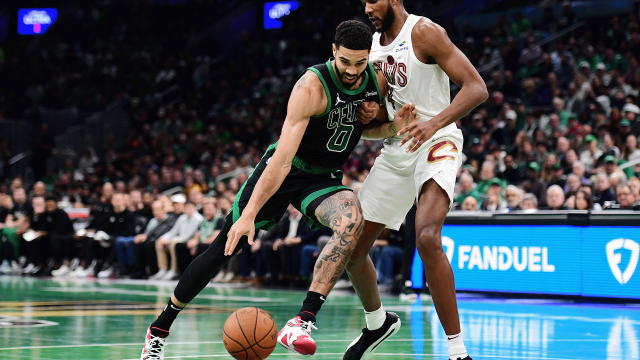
[332,44,337,58]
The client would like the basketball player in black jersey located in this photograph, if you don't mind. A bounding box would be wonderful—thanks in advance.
[140,20,417,360]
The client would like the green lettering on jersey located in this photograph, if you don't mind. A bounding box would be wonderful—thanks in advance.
[326,100,364,152]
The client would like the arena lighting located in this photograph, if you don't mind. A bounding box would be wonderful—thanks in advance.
[264,1,300,29]
[18,8,58,35]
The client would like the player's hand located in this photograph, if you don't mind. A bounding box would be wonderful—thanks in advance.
[398,114,438,153]
[357,101,379,124]
[225,215,255,256]
[392,103,420,134]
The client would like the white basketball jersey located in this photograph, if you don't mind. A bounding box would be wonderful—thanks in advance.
[370,14,458,138]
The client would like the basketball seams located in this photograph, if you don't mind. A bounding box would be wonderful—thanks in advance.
[223,329,249,359]
[225,307,276,359]
[235,309,264,360]
[254,320,276,349]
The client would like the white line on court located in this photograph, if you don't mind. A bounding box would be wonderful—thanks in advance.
[0,338,611,351]
[41,287,286,303]
[117,353,583,360]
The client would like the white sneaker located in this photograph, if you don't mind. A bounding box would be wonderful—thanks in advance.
[161,270,177,281]
[0,260,10,274]
[70,266,85,277]
[149,269,167,280]
[22,263,36,275]
[334,279,353,290]
[69,258,80,271]
[211,271,225,283]
[10,261,22,275]
[97,266,114,279]
[277,316,318,355]
[52,264,71,277]
[140,326,169,360]
[222,272,235,283]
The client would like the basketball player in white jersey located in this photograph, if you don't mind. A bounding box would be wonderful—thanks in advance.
[343,1,488,360]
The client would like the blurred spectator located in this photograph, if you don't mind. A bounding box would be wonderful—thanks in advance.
[45,196,75,276]
[370,227,404,289]
[594,172,616,206]
[522,193,539,210]
[573,190,595,210]
[461,196,479,210]
[481,183,507,211]
[175,199,225,275]
[519,162,548,207]
[96,193,137,278]
[579,135,602,171]
[131,200,178,279]
[505,185,523,211]
[11,188,33,220]
[151,202,203,280]
[260,206,312,285]
[605,184,640,210]
[545,185,568,210]
[454,174,481,206]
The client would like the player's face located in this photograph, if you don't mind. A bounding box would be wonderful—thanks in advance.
[363,0,396,33]
[332,45,369,88]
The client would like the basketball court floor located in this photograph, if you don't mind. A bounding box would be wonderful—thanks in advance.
[1,276,639,359]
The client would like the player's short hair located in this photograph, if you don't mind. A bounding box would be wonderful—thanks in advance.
[335,20,373,51]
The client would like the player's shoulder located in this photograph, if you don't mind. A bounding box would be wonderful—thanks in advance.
[295,68,325,95]
[411,17,447,44]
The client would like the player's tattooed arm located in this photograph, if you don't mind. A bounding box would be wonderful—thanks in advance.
[312,191,364,286]
[362,103,419,140]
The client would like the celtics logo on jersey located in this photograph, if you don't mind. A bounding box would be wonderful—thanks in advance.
[326,99,364,152]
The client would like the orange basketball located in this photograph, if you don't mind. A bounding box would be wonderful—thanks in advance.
[223,307,277,360]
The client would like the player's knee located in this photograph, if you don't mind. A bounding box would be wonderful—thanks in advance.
[416,225,443,262]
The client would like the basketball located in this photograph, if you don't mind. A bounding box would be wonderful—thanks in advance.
[223,307,277,360]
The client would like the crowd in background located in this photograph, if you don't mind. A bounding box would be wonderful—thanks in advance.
[2,1,640,286]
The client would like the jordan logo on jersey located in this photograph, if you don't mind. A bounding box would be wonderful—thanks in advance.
[335,94,345,106]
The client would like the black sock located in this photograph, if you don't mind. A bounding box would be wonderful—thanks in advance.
[297,291,326,323]
[151,299,184,335]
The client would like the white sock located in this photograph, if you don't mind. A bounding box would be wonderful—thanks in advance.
[447,332,468,359]
[364,305,386,331]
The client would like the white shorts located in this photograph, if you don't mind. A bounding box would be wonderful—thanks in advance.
[358,129,463,230]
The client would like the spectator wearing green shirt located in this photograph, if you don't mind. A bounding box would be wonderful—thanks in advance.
[454,173,481,207]
[175,199,224,275]
[476,161,507,194]
[511,12,532,37]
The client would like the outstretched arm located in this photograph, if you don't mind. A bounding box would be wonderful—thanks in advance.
[398,20,488,152]
[224,71,327,255]
[362,103,418,140]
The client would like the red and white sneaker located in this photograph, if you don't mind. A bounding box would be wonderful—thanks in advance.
[277,316,318,356]
[140,327,169,360]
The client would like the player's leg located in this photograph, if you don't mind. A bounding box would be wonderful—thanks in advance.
[415,180,468,360]
[277,190,363,356]
[141,218,245,360]
[343,156,413,360]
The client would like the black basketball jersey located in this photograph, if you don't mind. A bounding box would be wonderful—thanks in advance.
[294,60,382,170]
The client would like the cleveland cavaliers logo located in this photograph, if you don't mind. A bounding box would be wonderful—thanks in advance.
[378,56,407,87]
[427,140,458,163]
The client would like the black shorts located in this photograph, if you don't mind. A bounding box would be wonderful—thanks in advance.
[230,143,351,231]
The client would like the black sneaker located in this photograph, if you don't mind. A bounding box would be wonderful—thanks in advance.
[343,312,401,360]
[450,356,472,360]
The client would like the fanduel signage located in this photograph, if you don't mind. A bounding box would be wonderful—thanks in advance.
[410,225,640,299]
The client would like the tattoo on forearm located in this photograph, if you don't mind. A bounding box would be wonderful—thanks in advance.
[312,192,364,285]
